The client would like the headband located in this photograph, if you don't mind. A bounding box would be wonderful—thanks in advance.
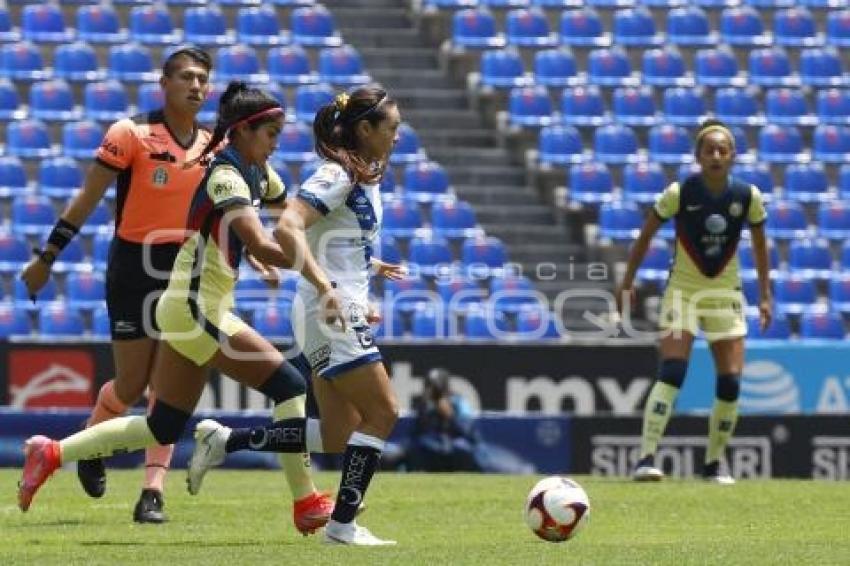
[334,92,387,124]
[696,125,735,150]
[227,106,284,134]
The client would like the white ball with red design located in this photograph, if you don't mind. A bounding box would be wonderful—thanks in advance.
[524,476,590,543]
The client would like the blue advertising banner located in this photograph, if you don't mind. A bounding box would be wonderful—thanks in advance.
[676,341,850,415]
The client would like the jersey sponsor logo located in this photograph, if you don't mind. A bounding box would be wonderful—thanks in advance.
[114,320,138,334]
[685,204,703,212]
[729,202,743,217]
[211,180,237,198]
[8,350,94,408]
[705,213,727,234]
[100,139,124,159]
[308,345,331,370]
[152,166,169,187]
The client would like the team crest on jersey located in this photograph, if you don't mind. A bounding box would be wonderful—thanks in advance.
[152,166,169,187]
[705,214,727,234]
[728,202,743,217]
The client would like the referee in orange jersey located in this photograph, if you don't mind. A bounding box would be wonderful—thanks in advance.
[21,47,214,523]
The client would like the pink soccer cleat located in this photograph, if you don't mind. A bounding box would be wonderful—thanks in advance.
[293,491,335,535]
[18,435,61,512]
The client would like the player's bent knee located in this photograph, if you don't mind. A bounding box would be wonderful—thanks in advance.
[659,358,688,389]
[716,373,741,402]
[147,399,192,445]
[258,361,306,403]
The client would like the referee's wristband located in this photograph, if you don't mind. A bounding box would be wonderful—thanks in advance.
[32,247,56,266]
[46,218,80,252]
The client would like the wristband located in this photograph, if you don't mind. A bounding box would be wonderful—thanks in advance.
[32,247,56,266]
[46,218,79,252]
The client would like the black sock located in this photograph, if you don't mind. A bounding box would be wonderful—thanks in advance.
[331,443,382,524]
[224,418,306,453]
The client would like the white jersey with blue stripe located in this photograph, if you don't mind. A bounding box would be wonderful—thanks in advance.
[295,160,382,306]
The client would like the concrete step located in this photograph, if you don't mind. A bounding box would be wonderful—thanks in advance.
[474,203,556,225]
[419,129,497,149]
[429,147,515,167]
[358,47,439,71]
[391,87,469,110]
[328,8,411,29]
[324,0,405,7]
[340,28,424,49]
[401,108,482,130]
[454,184,536,206]
[444,165,527,186]
[370,68,458,90]
[487,225,569,246]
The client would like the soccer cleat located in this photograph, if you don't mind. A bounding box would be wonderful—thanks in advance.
[632,454,664,482]
[18,435,61,512]
[703,461,735,485]
[77,458,106,498]
[293,491,335,535]
[187,419,230,496]
[323,521,397,546]
[133,488,167,523]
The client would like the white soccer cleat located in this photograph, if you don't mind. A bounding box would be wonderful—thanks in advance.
[323,521,397,546]
[187,419,230,495]
[702,461,735,485]
[705,474,736,485]
[633,465,665,482]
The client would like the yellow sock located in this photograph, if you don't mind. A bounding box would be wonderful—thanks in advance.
[60,416,156,464]
[639,382,679,458]
[274,395,316,500]
[706,399,738,464]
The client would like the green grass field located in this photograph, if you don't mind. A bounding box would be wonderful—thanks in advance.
[2,469,849,565]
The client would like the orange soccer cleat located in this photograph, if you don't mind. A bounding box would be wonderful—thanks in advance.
[18,435,61,512]
[293,491,335,535]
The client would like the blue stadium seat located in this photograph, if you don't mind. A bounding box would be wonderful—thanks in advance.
[423,0,478,7]
[0,231,30,273]
[0,156,28,199]
[236,6,287,46]
[826,10,850,48]
[77,4,128,44]
[216,45,266,84]
[383,197,423,239]
[29,79,80,122]
[561,85,607,127]
[480,49,529,89]
[642,46,691,87]
[788,239,834,280]
[39,304,86,336]
[593,124,639,164]
[637,239,672,282]
[431,198,480,239]
[464,305,507,340]
[816,88,850,126]
[480,0,535,7]
[746,312,791,340]
[0,79,24,120]
[508,86,553,128]
[6,119,54,158]
[252,305,294,340]
[774,7,822,48]
[409,235,454,277]
[318,45,369,86]
[667,6,715,47]
[840,165,850,200]
[66,271,106,309]
[599,201,643,242]
[759,125,806,163]
[515,306,560,340]
[663,87,706,126]
[293,83,334,123]
[784,163,831,203]
[695,47,744,87]
[383,276,432,314]
[234,273,277,309]
[298,159,321,184]
[533,49,579,88]
[559,8,610,48]
[613,86,656,126]
[648,124,691,164]
[738,238,780,279]
[39,156,83,199]
[813,125,850,163]
[613,7,663,47]
[734,163,774,196]
[376,234,403,266]
[63,121,103,159]
[291,5,342,47]
[749,48,798,88]
[730,126,752,161]
[569,161,614,205]
[380,167,397,195]
[411,304,451,339]
[452,8,504,49]
[435,277,486,313]
[766,200,808,240]
[80,202,112,236]
[129,5,182,45]
[0,42,49,81]
[391,123,425,164]
[373,304,404,339]
[461,235,507,278]
[14,278,57,310]
[137,83,164,113]
[765,88,814,126]
[800,310,846,340]
[268,45,317,86]
[92,230,111,269]
[275,122,314,163]
[587,47,635,87]
[538,125,584,165]
[91,306,110,339]
[800,48,848,88]
[742,0,797,7]
[184,6,234,46]
[0,6,20,43]
[21,4,74,43]
[196,82,224,125]
[490,275,539,314]
[0,303,32,338]
[404,160,450,202]
[54,42,104,83]
[11,194,55,236]
[818,201,850,241]
[108,44,156,83]
[829,272,850,314]
[83,80,130,122]
[775,275,817,315]
[623,162,666,204]
[719,6,770,47]
[506,8,556,48]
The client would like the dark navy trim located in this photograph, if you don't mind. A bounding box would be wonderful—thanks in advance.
[187,297,225,342]
[214,196,251,210]
[297,191,330,215]
[319,352,383,379]
[652,207,669,222]
[262,193,287,205]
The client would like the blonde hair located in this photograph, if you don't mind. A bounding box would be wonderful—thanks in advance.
[695,120,735,155]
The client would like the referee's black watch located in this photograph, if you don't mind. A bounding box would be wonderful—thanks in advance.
[33,248,57,266]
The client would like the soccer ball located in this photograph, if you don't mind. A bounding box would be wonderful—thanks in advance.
[524,476,590,543]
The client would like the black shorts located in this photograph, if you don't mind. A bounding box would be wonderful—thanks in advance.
[105,237,180,341]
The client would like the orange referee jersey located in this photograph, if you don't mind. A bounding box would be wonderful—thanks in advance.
[95,110,212,245]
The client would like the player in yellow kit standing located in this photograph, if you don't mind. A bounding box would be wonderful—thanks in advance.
[617,119,773,484]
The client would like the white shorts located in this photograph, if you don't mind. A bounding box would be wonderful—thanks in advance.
[292,296,381,380]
